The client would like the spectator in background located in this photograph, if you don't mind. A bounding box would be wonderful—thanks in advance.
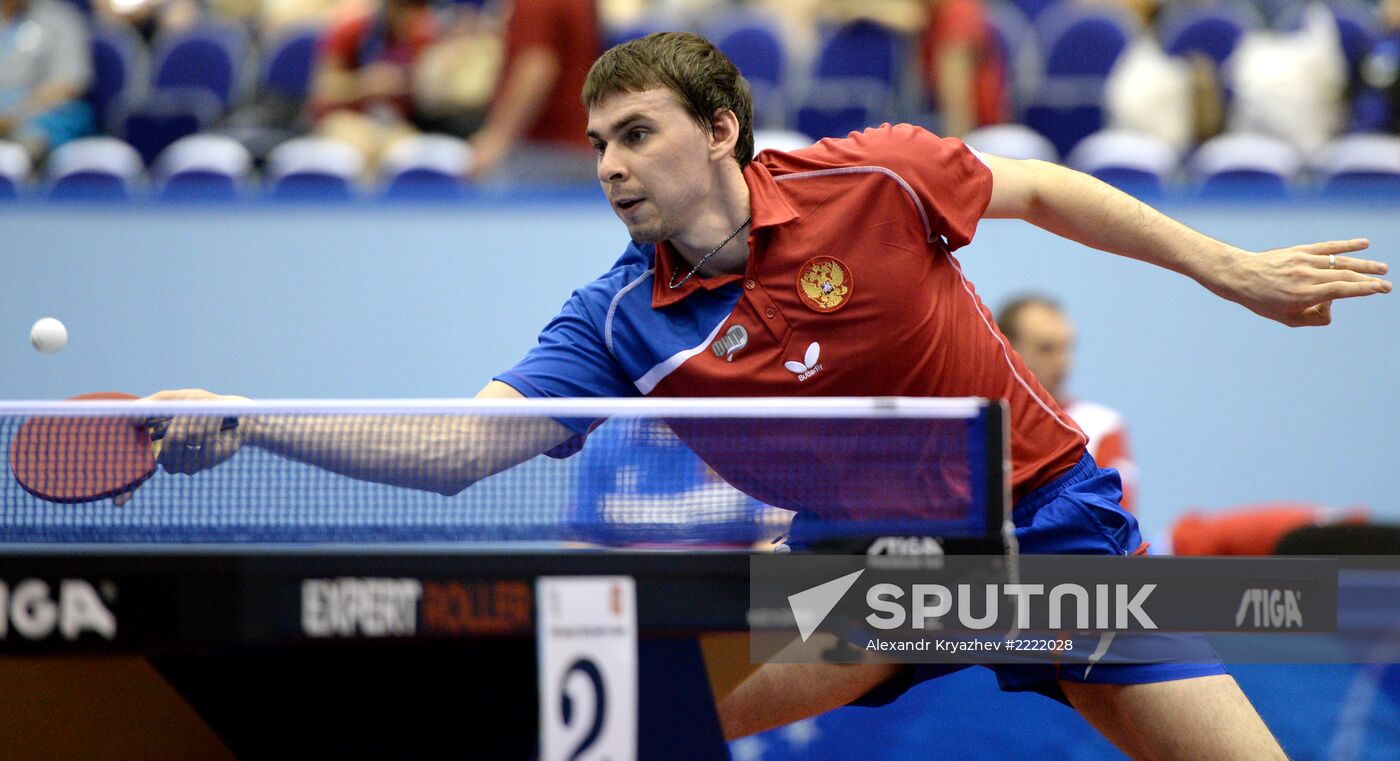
[997,295,1137,512]
[0,0,95,162]
[467,0,601,182]
[309,0,437,170]
[412,0,503,138]
[918,0,1004,137]
[1225,1,1346,155]
[1100,0,1222,155]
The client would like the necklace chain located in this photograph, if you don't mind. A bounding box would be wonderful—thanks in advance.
[668,215,753,290]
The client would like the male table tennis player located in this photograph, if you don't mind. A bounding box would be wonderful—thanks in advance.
[150,33,1390,760]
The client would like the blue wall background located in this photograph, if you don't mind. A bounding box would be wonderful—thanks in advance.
[2,198,1396,539]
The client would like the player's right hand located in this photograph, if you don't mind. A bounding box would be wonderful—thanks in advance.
[139,389,252,476]
[1216,239,1391,327]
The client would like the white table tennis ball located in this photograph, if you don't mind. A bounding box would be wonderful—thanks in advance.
[30,317,68,354]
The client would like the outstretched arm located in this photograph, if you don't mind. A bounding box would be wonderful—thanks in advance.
[148,381,573,495]
[980,155,1392,327]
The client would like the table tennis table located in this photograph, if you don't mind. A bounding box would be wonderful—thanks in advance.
[5,398,1400,760]
[0,544,757,759]
[0,397,1011,760]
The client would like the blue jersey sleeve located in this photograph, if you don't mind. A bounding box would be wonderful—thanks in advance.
[494,254,645,435]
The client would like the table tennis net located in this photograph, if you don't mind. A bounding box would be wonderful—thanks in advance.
[0,398,1002,545]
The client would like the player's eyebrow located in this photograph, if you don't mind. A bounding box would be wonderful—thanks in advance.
[586,113,651,141]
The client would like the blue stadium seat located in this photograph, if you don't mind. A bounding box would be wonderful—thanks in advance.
[1025,4,1136,156]
[1022,102,1104,159]
[379,135,472,201]
[266,137,363,201]
[1199,169,1293,199]
[1159,2,1263,66]
[796,22,899,140]
[382,168,467,200]
[262,27,320,102]
[1036,3,1135,76]
[0,141,31,200]
[604,14,671,49]
[1067,129,1180,200]
[711,17,784,89]
[45,137,143,200]
[814,21,898,84]
[154,133,254,201]
[88,22,143,132]
[270,173,355,200]
[117,88,224,166]
[795,104,874,141]
[1315,133,1400,198]
[150,22,249,110]
[752,129,812,155]
[709,16,786,127]
[1010,0,1057,22]
[159,170,240,200]
[1191,133,1302,200]
[49,170,133,199]
[985,1,1041,120]
[963,124,1058,162]
[1320,171,1400,197]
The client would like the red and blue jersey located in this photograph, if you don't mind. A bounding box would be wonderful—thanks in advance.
[496,124,1088,504]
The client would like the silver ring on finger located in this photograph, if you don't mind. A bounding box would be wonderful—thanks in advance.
[1328,254,1337,269]
[185,443,203,453]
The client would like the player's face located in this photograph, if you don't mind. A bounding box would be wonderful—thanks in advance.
[1010,304,1074,401]
[587,88,716,243]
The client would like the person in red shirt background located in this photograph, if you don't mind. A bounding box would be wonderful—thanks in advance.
[920,0,1006,137]
[469,0,601,182]
[996,294,1387,554]
[997,295,1138,512]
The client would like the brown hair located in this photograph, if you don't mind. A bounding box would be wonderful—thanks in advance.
[582,32,755,167]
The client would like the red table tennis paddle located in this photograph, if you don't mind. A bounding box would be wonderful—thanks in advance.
[8,392,237,504]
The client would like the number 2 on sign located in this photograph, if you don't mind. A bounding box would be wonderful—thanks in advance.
[537,576,637,761]
[561,658,607,761]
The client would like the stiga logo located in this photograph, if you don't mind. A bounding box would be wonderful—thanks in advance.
[1235,588,1303,629]
[0,579,117,641]
[302,578,421,637]
[868,537,945,556]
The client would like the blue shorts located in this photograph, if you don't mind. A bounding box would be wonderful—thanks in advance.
[856,452,1227,707]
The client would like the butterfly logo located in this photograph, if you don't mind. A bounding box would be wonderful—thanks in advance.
[784,342,824,381]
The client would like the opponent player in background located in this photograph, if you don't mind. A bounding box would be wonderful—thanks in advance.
[149,32,1390,760]
[997,295,1138,512]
